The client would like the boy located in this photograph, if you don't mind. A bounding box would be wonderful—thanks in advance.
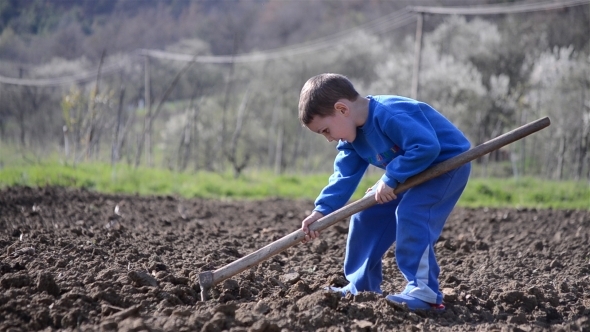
[298,73,471,311]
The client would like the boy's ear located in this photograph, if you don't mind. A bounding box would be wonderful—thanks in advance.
[334,100,350,116]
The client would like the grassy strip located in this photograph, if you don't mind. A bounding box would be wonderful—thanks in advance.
[0,162,587,209]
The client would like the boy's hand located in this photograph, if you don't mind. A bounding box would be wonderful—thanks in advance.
[301,211,324,243]
[375,181,397,204]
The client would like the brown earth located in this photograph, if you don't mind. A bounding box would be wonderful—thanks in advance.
[0,186,589,332]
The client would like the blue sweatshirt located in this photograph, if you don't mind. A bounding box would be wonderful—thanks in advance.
[314,95,471,216]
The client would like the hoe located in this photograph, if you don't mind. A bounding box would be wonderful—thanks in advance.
[199,117,551,301]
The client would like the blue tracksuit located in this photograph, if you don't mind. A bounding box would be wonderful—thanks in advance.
[314,95,471,304]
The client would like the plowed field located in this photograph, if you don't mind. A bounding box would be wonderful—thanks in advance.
[1,186,589,331]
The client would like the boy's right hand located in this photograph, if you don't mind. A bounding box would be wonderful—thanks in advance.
[301,211,324,243]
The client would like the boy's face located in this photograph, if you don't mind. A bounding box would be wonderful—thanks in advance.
[305,107,357,143]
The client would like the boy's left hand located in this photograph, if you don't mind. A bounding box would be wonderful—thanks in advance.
[375,181,397,204]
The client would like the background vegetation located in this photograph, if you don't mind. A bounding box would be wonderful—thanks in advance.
[0,161,588,209]
[0,0,588,207]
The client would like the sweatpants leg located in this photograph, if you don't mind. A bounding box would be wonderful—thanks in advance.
[395,163,471,304]
[341,191,404,295]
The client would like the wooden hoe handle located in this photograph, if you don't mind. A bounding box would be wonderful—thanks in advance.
[199,116,551,300]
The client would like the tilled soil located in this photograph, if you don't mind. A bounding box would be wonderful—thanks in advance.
[0,186,589,332]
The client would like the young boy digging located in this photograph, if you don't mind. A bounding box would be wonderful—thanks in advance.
[298,73,471,311]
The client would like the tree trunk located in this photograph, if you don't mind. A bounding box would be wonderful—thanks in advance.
[554,133,566,180]
[63,125,69,161]
[227,87,251,178]
[111,86,126,166]
[135,55,151,168]
[510,149,519,180]
[268,99,280,168]
[579,120,589,180]
[17,101,26,146]
[291,125,304,172]
[519,107,527,176]
[274,123,284,175]
[177,105,197,172]
[15,73,26,147]
[578,80,589,180]
[86,50,105,160]
[481,119,502,177]
[411,13,423,100]
[219,34,239,172]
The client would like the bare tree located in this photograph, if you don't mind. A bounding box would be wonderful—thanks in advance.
[83,50,106,160]
[226,87,252,178]
[134,57,196,168]
[176,92,202,172]
[110,85,128,165]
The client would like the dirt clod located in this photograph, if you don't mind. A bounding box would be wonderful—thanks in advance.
[0,186,588,331]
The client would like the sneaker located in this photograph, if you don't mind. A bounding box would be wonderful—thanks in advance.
[386,293,445,312]
[324,286,347,297]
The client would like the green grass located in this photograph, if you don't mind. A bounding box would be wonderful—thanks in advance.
[0,162,588,210]
[460,177,589,209]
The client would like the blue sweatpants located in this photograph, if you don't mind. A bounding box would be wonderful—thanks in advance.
[339,163,471,304]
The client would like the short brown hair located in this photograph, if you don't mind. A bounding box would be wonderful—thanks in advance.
[298,73,360,125]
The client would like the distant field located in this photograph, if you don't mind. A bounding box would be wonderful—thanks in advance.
[0,162,588,210]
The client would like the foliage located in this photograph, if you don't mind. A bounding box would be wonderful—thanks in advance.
[0,1,588,181]
[525,46,589,180]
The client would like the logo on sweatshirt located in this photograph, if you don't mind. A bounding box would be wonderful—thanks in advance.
[368,145,401,167]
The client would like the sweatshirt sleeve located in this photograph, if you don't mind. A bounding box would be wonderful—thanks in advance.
[380,104,441,188]
[314,142,369,216]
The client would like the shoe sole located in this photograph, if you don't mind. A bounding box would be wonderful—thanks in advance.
[386,294,445,312]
